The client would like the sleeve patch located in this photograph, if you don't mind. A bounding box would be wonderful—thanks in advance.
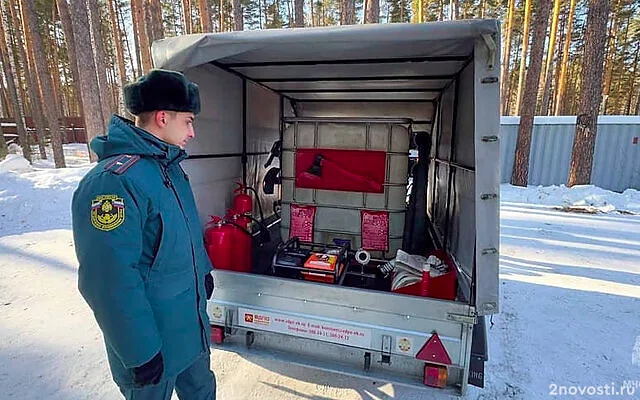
[91,194,126,231]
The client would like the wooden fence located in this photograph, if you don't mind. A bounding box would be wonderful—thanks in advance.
[1,117,87,144]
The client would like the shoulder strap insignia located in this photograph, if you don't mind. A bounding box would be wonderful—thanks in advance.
[104,155,141,175]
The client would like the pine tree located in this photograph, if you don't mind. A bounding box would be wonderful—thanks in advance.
[500,0,515,115]
[568,0,610,186]
[11,0,46,159]
[514,0,532,114]
[554,0,577,115]
[539,0,561,115]
[0,0,29,162]
[511,0,553,186]
[68,0,105,161]
[20,0,66,167]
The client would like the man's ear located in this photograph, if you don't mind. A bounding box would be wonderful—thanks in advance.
[154,111,167,128]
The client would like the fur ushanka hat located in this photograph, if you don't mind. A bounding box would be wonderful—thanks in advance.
[124,69,201,115]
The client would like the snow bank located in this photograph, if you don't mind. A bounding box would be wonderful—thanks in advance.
[0,154,32,173]
[0,144,93,236]
[501,183,640,214]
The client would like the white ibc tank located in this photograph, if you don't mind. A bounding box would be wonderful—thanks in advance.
[280,118,411,257]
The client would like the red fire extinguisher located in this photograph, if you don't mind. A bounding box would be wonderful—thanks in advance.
[229,182,253,272]
[204,216,234,271]
[205,214,253,273]
[229,213,252,273]
[232,182,253,215]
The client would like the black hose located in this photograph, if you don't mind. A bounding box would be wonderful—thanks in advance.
[244,186,266,225]
[222,219,252,236]
[246,215,271,244]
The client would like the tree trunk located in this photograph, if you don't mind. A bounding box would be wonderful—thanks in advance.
[69,0,106,161]
[149,0,164,40]
[117,0,135,82]
[232,0,243,30]
[0,73,6,158]
[49,3,66,120]
[554,0,576,115]
[514,0,532,114]
[7,21,31,120]
[0,84,11,118]
[293,0,303,26]
[0,1,29,161]
[183,0,192,33]
[20,0,66,167]
[500,0,515,115]
[87,0,113,127]
[600,0,619,114]
[625,44,640,115]
[57,0,83,117]
[549,9,567,114]
[11,0,46,158]
[507,38,523,116]
[0,118,6,159]
[614,15,632,114]
[365,0,379,22]
[108,0,127,115]
[129,0,142,77]
[342,0,355,24]
[199,0,212,31]
[567,0,610,187]
[310,0,315,26]
[132,0,152,73]
[511,0,553,187]
[539,0,561,115]
[219,0,224,31]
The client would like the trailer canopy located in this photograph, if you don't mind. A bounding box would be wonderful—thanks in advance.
[151,20,500,103]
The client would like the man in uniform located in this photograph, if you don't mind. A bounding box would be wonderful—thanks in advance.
[71,69,216,400]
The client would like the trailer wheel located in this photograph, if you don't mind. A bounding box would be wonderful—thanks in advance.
[246,331,255,348]
[364,352,372,371]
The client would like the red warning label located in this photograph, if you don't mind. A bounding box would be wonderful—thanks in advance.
[361,210,389,251]
[289,204,316,242]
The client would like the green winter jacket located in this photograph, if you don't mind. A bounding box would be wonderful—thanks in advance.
[71,115,212,388]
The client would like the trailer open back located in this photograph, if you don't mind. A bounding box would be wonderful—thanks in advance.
[151,20,501,395]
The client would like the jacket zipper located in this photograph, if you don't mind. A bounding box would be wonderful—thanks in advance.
[159,162,209,351]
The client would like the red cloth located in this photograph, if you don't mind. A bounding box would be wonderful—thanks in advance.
[295,149,386,193]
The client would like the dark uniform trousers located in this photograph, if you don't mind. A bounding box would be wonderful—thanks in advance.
[119,352,215,400]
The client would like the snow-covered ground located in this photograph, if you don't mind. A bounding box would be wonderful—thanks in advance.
[1,145,639,399]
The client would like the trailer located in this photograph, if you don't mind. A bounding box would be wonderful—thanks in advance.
[151,19,501,395]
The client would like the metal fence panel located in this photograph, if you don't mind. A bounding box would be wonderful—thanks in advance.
[500,116,640,191]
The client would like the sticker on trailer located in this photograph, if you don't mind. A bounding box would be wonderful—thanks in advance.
[238,308,372,349]
[396,336,413,354]
[207,304,226,323]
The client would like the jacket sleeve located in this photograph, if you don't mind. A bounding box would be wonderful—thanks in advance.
[72,173,161,369]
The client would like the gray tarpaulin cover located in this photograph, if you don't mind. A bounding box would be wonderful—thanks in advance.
[151,20,500,77]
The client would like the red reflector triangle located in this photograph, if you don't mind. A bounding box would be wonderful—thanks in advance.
[416,332,452,365]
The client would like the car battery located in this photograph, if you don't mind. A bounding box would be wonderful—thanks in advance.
[272,237,349,284]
